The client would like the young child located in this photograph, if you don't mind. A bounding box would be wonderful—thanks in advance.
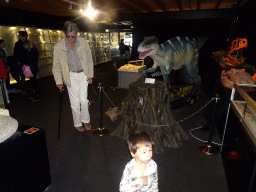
[120,131,158,192]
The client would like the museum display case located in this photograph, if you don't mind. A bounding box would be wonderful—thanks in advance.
[28,28,59,78]
[101,33,112,63]
[93,32,111,65]
[230,83,256,145]
[0,25,112,79]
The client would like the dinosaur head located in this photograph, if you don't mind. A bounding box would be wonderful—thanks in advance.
[138,36,159,59]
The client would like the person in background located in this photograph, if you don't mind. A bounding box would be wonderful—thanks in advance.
[0,39,10,104]
[13,31,28,93]
[52,21,94,132]
[0,39,7,71]
[23,40,41,101]
[120,131,158,192]
[119,39,126,62]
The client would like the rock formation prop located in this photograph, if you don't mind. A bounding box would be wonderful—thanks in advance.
[111,78,189,154]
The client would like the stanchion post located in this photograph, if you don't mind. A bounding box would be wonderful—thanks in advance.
[110,62,118,90]
[88,84,95,106]
[198,95,220,155]
[92,83,110,136]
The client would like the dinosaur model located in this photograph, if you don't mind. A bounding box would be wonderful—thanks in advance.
[138,36,208,88]
[222,37,248,66]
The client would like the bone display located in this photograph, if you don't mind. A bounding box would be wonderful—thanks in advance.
[221,68,256,89]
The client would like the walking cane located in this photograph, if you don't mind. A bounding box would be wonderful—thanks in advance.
[57,90,63,139]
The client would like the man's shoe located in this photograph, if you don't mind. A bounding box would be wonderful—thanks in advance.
[75,126,86,132]
[83,123,91,131]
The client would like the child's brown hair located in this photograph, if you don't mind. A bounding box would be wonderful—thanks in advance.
[127,131,153,154]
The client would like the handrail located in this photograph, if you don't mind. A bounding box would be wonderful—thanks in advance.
[233,83,256,115]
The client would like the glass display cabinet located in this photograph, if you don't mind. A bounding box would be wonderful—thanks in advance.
[230,83,256,145]
[0,25,112,80]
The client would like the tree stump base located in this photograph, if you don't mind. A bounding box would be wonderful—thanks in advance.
[111,77,189,154]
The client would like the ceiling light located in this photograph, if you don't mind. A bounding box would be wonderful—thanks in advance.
[83,0,99,20]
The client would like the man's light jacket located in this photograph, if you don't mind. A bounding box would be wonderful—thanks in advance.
[52,37,94,87]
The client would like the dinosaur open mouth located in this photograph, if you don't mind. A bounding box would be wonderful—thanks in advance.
[139,49,154,58]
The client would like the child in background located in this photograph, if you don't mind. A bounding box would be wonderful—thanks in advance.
[120,131,158,192]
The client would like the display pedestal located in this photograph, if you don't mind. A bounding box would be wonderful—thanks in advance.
[118,65,146,89]
[0,124,51,192]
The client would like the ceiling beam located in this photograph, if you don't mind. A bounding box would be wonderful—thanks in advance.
[118,8,236,22]
[215,0,223,9]
[197,0,201,10]
[151,0,169,12]
[232,0,246,8]
[173,0,182,11]
[118,0,141,14]
[187,0,192,10]
[61,0,81,6]
[121,0,156,13]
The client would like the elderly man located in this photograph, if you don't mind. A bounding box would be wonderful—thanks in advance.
[53,21,94,132]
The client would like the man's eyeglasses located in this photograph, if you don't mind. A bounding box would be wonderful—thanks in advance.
[66,36,76,38]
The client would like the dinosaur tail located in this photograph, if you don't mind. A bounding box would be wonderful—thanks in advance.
[193,36,209,49]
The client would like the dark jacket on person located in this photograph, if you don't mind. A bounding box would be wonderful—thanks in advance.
[25,46,39,75]
[119,41,126,55]
[8,55,21,74]
[0,47,7,66]
[10,40,27,74]
[13,40,27,64]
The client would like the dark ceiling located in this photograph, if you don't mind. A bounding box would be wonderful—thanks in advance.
[0,0,252,26]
